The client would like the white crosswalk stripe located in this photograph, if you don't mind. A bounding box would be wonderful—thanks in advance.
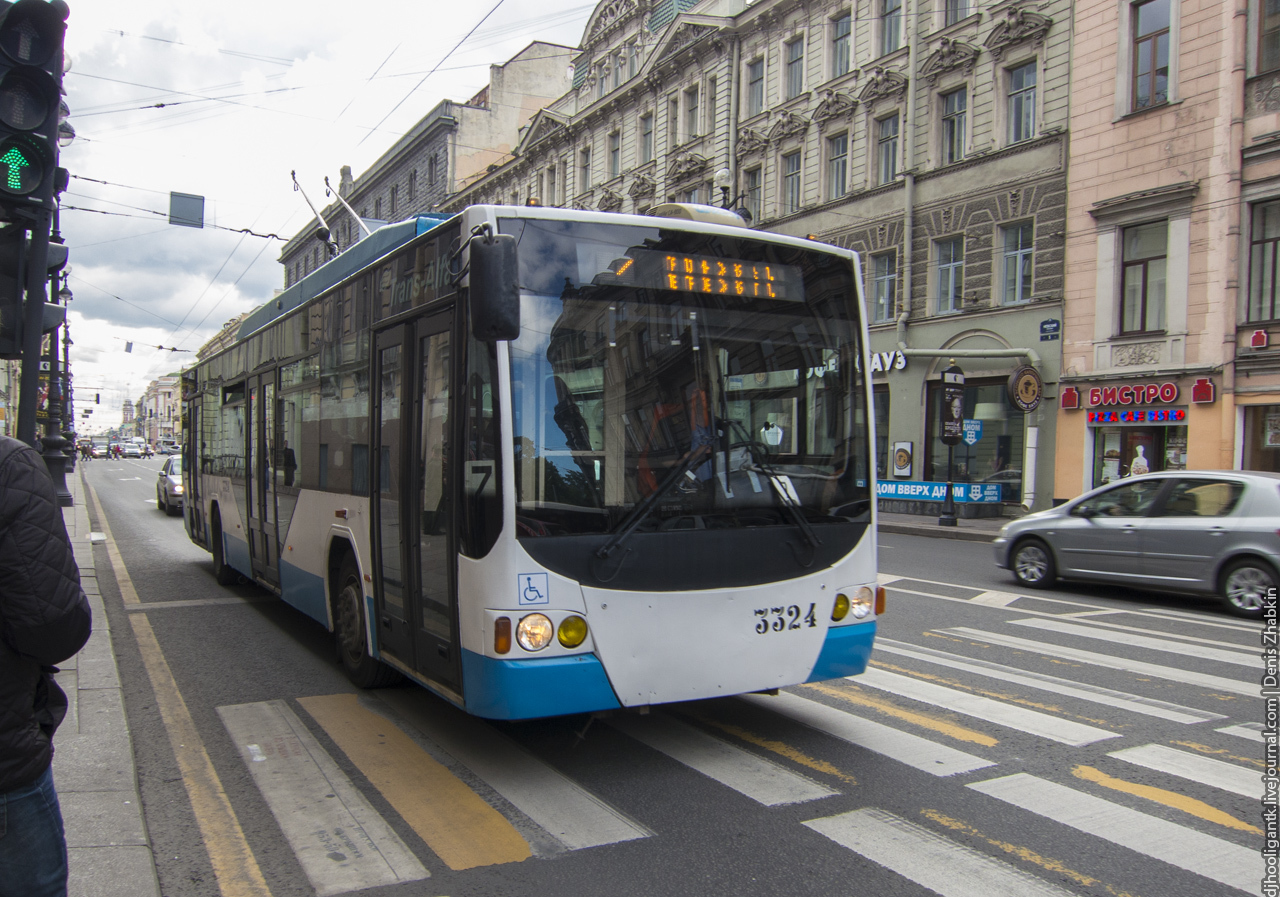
[854,667,1118,745]
[875,638,1226,724]
[218,700,428,895]
[803,807,1077,897]
[969,773,1262,894]
[1218,722,1265,742]
[941,627,1256,696]
[740,691,995,776]
[609,714,837,806]
[1108,744,1260,798]
[1008,617,1258,667]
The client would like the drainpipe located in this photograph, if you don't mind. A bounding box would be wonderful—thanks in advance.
[728,30,741,194]
[900,0,920,324]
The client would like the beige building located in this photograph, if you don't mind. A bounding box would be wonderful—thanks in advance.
[1056,0,1278,495]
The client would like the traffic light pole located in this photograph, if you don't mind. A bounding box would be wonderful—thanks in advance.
[14,214,44,445]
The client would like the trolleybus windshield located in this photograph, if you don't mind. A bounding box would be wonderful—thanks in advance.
[501,217,872,544]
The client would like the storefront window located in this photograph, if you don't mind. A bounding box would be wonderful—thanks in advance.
[926,379,1024,502]
[1243,405,1280,473]
[1092,423,1186,487]
[873,386,889,479]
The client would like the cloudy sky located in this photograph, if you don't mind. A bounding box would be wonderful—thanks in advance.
[60,0,594,432]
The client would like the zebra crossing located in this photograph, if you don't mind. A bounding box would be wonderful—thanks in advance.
[215,574,1264,896]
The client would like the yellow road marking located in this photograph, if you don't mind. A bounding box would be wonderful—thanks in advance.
[130,613,272,897]
[298,694,530,870]
[85,470,271,897]
[802,682,998,747]
[1072,765,1262,834]
[83,479,139,605]
[870,661,1118,728]
[1171,741,1265,769]
[688,715,856,785]
[921,810,1142,897]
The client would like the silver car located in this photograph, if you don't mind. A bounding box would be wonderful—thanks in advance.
[993,470,1280,619]
[156,454,185,516]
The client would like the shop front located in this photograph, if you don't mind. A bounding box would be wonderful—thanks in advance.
[1058,376,1219,492]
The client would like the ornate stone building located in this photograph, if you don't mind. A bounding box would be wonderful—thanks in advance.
[278,41,573,286]
[447,0,1070,513]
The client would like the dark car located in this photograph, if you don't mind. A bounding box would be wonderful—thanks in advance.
[156,454,185,515]
[993,470,1280,619]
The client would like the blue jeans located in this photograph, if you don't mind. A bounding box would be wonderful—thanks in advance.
[0,765,68,897]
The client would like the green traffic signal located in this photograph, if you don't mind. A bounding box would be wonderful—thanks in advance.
[0,136,45,195]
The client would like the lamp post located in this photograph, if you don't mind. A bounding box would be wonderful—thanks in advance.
[938,360,965,527]
[713,168,753,224]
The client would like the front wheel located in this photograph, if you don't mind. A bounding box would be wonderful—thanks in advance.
[1011,538,1056,588]
[333,556,400,688]
[1220,558,1273,619]
[157,489,167,513]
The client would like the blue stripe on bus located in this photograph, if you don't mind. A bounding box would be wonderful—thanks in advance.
[461,649,622,720]
[278,559,329,627]
[805,620,877,682]
[224,534,253,579]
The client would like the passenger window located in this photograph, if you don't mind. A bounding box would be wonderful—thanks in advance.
[1075,480,1162,517]
[1156,480,1244,517]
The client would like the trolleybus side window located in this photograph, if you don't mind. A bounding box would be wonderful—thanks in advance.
[460,332,502,557]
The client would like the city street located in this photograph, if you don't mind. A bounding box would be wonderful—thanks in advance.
[80,458,1263,897]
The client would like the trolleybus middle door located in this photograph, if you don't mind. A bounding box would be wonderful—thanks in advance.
[246,373,280,587]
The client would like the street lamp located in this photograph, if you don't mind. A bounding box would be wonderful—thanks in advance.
[713,168,753,224]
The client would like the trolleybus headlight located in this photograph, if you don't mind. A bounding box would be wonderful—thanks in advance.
[832,593,851,621]
[517,613,554,651]
[557,615,588,648]
[851,586,874,619]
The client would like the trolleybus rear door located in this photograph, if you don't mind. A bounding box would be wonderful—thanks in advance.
[373,325,414,665]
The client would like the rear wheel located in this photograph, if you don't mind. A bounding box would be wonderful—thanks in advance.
[1011,538,1056,588]
[333,555,400,688]
[1220,558,1273,619]
[210,508,238,586]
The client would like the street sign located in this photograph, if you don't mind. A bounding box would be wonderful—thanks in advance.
[962,419,982,446]
[940,362,965,446]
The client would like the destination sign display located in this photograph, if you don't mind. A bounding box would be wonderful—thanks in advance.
[602,249,804,302]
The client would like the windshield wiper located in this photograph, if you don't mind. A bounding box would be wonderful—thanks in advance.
[596,443,711,560]
[727,420,821,551]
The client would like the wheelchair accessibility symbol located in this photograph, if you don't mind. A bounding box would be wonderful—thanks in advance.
[518,573,549,606]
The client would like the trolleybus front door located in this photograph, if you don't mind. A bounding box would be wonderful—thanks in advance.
[373,313,460,693]
[246,373,280,587]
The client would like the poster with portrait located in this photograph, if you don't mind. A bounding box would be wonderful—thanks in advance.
[1265,413,1280,448]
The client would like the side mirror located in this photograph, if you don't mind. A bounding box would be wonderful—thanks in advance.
[1077,506,1098,520]
[469,233,520,342]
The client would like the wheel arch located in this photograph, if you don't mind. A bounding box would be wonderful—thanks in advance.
[326,535,361,635]
[1215,551,1279,591]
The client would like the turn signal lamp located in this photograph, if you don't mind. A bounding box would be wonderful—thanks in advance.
[557,615,588,648]
[517,613,554,651]
[832,593,850,621]
[494,616,512,654]
[875,587,886,616]
[851,586,874,619]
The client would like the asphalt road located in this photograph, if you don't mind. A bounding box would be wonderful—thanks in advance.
[83,458,1265,897]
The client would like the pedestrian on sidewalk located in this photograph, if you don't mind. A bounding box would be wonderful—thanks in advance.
[0,434,92,897]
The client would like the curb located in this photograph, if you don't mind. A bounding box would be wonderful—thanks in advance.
[877,522,999,543]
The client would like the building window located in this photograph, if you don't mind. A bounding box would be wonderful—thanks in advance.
[936,238,964,313]
[707,78,717,132]
[1132,0,1170,110]
[628,41,639,79]
[785,37,805,99]
[609,132,621,178]
[390,185,397,215]
[685,86,699,138]
[882,0,902,54]
[1008,61,1037,144]
[668,96,680,147]
[782,151,802,214]
[598,66,607,99]
[1263,0,1280,74]
[1121,221,1168,333]
[1250,201,1280,322]
[428,155,437,185]
[579,147,592,191]
[680,187,700,204]
[873,252,896,322]
[408,170,416,200]
[640,113,654,162]
[744,167,762,221]
[945,0,968,26]
[613,52,624,90]
[546,166,556,205]
[826,133,848,201]
[1002,222,1034,304]
[941,87,966,165]
[374,197,382,219]
[747,58,765,116]
[877,114,899,184]
[832,13,852,77]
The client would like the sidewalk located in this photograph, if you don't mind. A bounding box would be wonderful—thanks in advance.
[53,466,161,897]
[877,509,1006,543]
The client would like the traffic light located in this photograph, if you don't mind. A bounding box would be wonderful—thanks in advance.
[0,0,67,213]
[94,392,98,404]
[0,222,23,357]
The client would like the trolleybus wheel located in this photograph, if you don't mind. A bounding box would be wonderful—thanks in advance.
[210,508,238,586]
[334,555,400,688]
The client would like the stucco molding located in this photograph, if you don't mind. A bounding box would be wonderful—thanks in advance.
[735,127,767,160]
[767,110,810,143]
[921,38,981,86]
[812,89,858,130]
[666,151,709,182]
[858,66,908,107]
[983,7,1052,62]
[596,187,625,212]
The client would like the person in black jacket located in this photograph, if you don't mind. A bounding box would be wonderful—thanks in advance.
[0,434,91,897]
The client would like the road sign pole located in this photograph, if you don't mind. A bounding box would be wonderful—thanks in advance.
[938,360,965,527]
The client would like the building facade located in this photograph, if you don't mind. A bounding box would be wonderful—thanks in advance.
[278,42,573,284]
[138,376,181,446]
[447,0,1070,513]
[1056,0,1271,496]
